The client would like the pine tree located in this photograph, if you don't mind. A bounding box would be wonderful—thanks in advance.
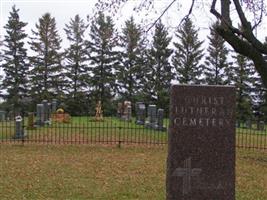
[204,22,229,85]
[253,74,267,121]
[144,20,173,110]
[29,13,62,101]
[117,16,146,103]
[88,12,119,113]
[252,37,267,121]
[172,18,204,84]
[64,14,89,115]
[1,5,29,111]
[231,53,255,121]
[0,38,3,96]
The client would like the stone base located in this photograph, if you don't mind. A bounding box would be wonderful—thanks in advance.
[154,126,167,132]
[145,122,157,129]
[135,120,145,125]
[13,132,27,139]
[34,121,45,127]
[45,120,51,125]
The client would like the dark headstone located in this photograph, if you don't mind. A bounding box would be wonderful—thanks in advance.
[42,100,49,122]
[36,104,44,126]
[257,121,265,131]
[145,105,157,128]
[236,121,240,128]
[48,102,51,118]
[52,99,58,113]
[135,102,146,125]
[0,110,6,121]
[155,108,166,131]
[244,120,252,129]
[166,85,235,200]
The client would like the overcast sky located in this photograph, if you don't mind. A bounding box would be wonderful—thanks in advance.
[0,0,216,48]
[1,0,267,49]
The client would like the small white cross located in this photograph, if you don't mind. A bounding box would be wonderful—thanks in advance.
[172,157,202,195]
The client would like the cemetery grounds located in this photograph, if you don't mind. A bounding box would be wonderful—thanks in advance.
[0,117,267,199]
[0,116,267,149]
[0,144,266,199]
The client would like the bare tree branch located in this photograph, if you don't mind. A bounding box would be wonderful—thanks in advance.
[145,0,177,33]
[232,0,251,29]
[252,0,264,30]
[210,0,267,55]
[177,0,195,27]
[210,0,243,36]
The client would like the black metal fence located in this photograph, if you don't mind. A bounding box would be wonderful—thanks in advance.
[0,114,168,145]
[0,112,267,150]
[236,121,267,150]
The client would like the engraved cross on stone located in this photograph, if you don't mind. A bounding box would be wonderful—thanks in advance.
[172,157,202,195]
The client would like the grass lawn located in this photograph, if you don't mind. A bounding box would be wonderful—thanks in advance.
[0,144,266,200]
[0,117,168,144]
[1,117,267,149]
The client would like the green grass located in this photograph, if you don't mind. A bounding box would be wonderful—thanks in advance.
[0,117,168,144]
[1,117,267,149]
[0,145,266,199]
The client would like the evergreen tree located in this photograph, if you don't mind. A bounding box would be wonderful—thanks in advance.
[204,22,229,85]
[64,14,89,115]
[88,12,119,113]
[252,74,267,121]
[1,5,29,111]
[252,38,267,121]
[0,38,3,96]
[117,16,146,103]
[172,18,204,84]
[231,53,255,121]
[144,20,173,110]
[29,13,62,101]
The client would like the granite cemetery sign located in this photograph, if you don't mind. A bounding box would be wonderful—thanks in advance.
[166,85,236,200]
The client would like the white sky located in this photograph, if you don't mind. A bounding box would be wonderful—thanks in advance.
[0,0,216,48]
[0,0,267,53]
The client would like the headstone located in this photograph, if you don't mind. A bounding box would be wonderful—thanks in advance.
[126,105,132,121]
[27,112,35,130]
[42,100,49,122]
[235,121,240,128]
[244,120,252,129]
[52,99,58,113]
[51,108,71,123]
[117,102,123,118]
[135,102,146,125]
[36,104,44,126]
[48,102,51,118]
[166,85,235,200]
[257,121,265,131]
[145,105,157,128]
[155,108,166,131]
[7,111,15,121]
[135,102,140,122]
[14,115,24,139]
[0,110,6,121]
[121,101,132,121]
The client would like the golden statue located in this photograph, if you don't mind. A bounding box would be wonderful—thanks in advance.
[95,100,103,121]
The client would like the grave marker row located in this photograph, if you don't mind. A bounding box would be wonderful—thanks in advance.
[135,103,166,131]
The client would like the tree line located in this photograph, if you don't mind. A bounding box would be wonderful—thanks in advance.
[0,6,266,121]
